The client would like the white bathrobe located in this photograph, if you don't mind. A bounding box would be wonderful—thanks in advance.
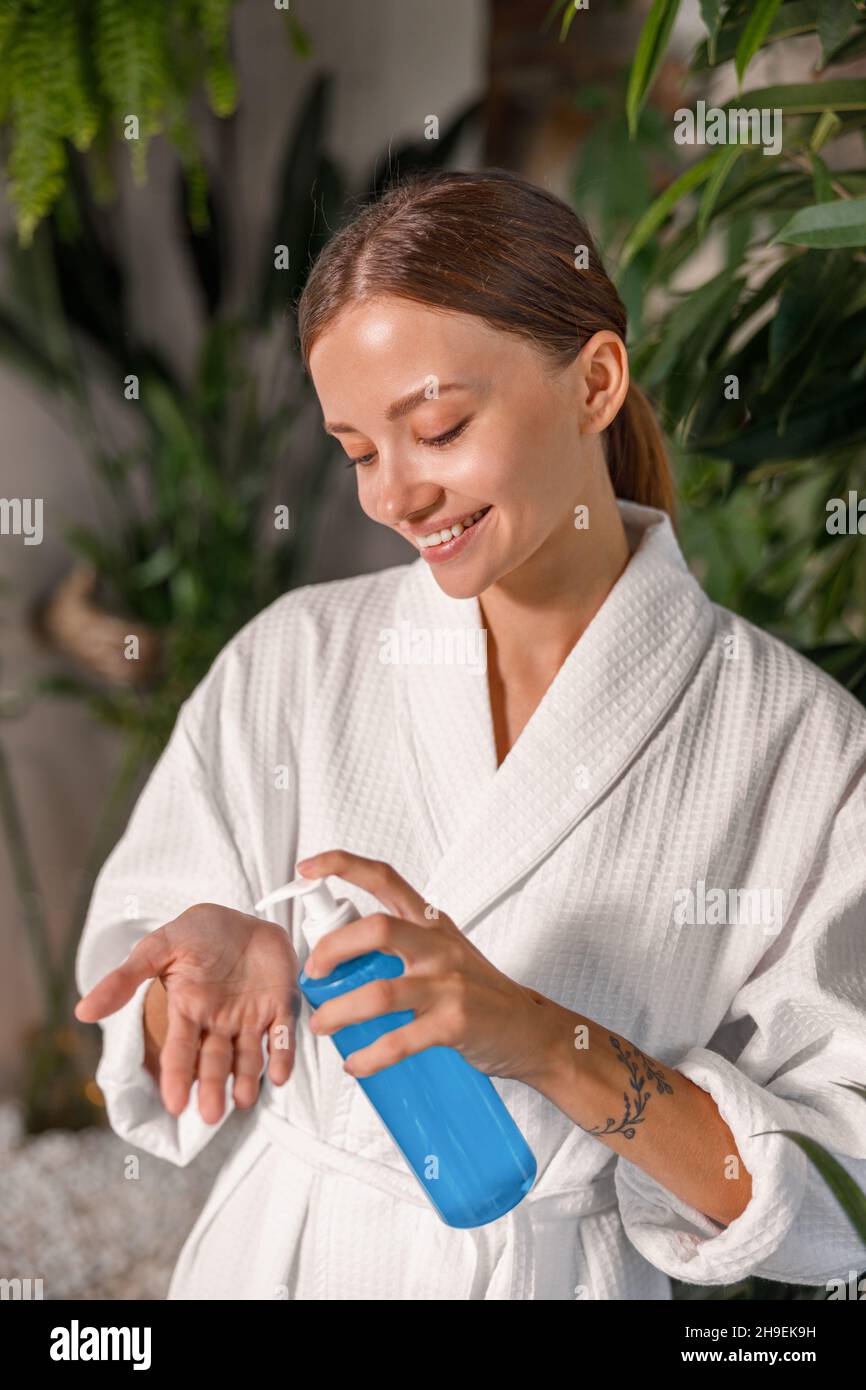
[75,500,866,1300]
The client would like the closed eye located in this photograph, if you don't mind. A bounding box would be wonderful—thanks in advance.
[345,418,470,468]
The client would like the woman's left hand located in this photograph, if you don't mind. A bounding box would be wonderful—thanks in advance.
[295,850,556,1086]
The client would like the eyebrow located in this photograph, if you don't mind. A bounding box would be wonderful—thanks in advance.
[323,379,483,436]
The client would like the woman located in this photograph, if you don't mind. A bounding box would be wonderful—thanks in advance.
[75,169,866,1300]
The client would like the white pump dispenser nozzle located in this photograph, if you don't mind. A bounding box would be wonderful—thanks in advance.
[254,875,359,950]
[255,875,336,917]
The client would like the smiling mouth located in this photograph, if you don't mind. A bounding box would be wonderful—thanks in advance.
[416,505,492,549]
[415,505,493,564]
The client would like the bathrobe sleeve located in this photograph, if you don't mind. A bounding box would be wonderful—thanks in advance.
[615,770,866,1288]
[75,677,260,1168]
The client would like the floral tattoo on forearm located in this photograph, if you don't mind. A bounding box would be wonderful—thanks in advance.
[581,1036,674,1140]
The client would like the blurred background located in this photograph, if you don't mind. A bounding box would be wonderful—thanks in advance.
[1,0,865,1300]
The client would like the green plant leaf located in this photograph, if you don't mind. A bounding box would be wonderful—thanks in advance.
[541,0,572,38]
[641,268,742,391]
[698,144,746,238]
[560,0,581,42]
[0,304,69,390]
[723,79,866,116]
[811,152,834,202]
[822,26,866,68]
[772,195,866,246]
[810,109,843,152]
[767,249,851,381]
[129,546,178,590]
[283,10,313,60]
[771,1130,866,1244]
[735,0,784,85]
[816,0,860,70]
[620,149,726,269]
[698,0,724,64]
[692,3,822,73]
[625,0,682,138]
[697,382,866,466]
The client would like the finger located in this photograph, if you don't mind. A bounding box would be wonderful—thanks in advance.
[159,1009,202,1117]
[266,1007,297,1087]
[305,912,430,980]
[196,1029,234,1125]
[310,975,430,1037]
[296,850,433,925]
[75,927,174,1022]
[342,1017,444,1079]
[232,1026,268,1108]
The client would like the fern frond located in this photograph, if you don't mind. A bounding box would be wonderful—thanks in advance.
[51,0,99,151]
[0,0,256,236]
[94,0,171,182]
[194,0,237,116]
[7,3,68,244]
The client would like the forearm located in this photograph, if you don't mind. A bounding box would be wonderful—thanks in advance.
[521,994,752,1227]
[142,977,168,1083]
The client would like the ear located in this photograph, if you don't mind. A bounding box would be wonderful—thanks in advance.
[577,331,630,435]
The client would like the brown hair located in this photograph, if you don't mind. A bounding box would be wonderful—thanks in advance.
[297,167,676,519]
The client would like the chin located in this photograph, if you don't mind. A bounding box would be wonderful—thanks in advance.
[429,572,480,600]
[426,562,497,602]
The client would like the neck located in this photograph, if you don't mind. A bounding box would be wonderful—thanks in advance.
[478,492,632,682]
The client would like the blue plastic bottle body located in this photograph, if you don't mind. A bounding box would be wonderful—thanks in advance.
[298,949,537,1228]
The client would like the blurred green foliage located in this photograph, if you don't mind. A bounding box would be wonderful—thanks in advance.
[0,0,311,246]
[620,0,866,700]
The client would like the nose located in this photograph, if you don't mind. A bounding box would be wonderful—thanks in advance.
[374,453,442,527]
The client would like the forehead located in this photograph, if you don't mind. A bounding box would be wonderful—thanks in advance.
[308,297,529,421]
[309,296,500,366]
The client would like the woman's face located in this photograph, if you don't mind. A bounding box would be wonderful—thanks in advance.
[308,294,619,600]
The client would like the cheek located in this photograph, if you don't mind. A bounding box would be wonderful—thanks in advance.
[458,433,526,497]
[486,449,538,506]
[481,409,554,488]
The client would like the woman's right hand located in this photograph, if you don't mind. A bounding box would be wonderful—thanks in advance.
[74,903,301,1124]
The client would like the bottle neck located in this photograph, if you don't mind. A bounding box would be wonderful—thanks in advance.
[301,897,358,949]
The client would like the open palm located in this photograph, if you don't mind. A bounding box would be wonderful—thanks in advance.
[75,903,300,1123]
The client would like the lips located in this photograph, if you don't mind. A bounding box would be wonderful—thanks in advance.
[417,505,492,549]
[417,505,493,564]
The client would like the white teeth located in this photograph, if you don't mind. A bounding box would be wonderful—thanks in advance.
[419,506,489,547]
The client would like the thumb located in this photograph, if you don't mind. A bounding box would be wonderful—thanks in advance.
[75,927,174,1023]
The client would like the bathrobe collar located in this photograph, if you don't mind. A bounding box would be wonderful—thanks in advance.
[390,500,716,933]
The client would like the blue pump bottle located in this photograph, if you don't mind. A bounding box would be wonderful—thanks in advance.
[254,875,536,1229]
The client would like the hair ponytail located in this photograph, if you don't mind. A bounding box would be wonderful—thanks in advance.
[298,167,676,519]
[607,380,677,522]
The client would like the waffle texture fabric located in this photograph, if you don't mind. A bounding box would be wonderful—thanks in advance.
[76,501,866,1299]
